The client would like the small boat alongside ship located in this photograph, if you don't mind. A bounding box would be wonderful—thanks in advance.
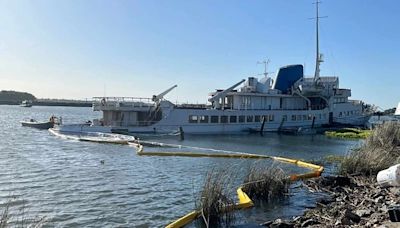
[20,116,58,129]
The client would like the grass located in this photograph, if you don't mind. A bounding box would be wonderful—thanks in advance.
[196,169,236,228]
[242,163,290,201]
[339,122,400,176]
[325,128,371,139]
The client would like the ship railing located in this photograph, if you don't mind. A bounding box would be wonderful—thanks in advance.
[92,97,155,109]
[93,97,153,103]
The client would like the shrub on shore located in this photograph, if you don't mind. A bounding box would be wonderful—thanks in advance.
[196,169,236,227]
[339,122,400,176]
[242,163,290,201]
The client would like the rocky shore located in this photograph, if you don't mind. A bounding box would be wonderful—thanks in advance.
[262,175,400,227]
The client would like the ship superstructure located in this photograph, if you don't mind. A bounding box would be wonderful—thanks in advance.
[56,2,370,134]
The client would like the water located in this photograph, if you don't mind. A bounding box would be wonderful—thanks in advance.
[0,105,361,227]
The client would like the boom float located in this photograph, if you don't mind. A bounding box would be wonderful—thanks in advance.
[132,144,324,227]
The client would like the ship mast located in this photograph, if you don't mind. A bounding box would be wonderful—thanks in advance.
[313,1,325,82]
[257,59,271,78]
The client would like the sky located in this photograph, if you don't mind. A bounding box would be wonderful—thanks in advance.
[0,0,399,109]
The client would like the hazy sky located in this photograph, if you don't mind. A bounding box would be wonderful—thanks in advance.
[0,0,399,109]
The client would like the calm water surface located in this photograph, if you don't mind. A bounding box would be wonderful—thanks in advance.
[0,105,360,227]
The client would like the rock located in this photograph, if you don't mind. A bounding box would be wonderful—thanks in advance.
[356,209,372,217]
[344,209,361,223]
[341,216,353,226]
[321,175,351,187]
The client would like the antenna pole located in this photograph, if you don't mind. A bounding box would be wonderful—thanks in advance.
[314,0,320,80]
[257,59,270,78]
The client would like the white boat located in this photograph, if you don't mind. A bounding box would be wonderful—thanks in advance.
[57,3,371,135]
[21,119,54,129]
[20,100,33,107]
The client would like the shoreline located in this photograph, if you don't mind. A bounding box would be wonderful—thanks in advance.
[0,101,92,107]
[263,175,399,227]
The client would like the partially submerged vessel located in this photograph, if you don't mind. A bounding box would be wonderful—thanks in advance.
[49,128,135,144]
[57,3,370,135]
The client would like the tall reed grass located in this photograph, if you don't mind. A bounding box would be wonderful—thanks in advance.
[340,122,400,175]
[242,163,290,201]
[196,169,236,227]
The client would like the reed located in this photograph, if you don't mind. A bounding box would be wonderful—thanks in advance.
[242,163,290,201]
[196,169,236,227]
[340,122,400,176]
[0,202,9,228]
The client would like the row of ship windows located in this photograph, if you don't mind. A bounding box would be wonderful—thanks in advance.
[339,110,359,117]
[188,115,275,124]
[188,114,328,124]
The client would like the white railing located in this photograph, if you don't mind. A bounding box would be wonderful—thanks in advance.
[93,97,153,103]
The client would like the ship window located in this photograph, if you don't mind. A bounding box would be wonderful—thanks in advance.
[211,116,219,123]
[239,115,245,123]
[282,115,287,121]
[247,115,253,122]
[269,115,274,122]
[189,115,198,123]
[297,115,302,121]
[230,116,237,123]
[221,116,228,123]
[308,114,313,120]
[255,115,261,122]
[291,115,296,121]
[303,115,307,120]
[319,114,322,119]
[339,112,342,117]
[323,114,327,119]
[350,111,353,115]
[199,116,209,123]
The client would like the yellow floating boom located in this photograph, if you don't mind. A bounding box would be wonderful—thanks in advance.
[132,143,324,228]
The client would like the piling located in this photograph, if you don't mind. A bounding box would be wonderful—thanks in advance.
[179,126,184,140]
[311,116,316,129]
[260,116,266,136]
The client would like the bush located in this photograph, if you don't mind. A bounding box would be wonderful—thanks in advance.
[339,122,400,176]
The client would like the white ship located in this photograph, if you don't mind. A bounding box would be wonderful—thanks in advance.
[57,3,370,134]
